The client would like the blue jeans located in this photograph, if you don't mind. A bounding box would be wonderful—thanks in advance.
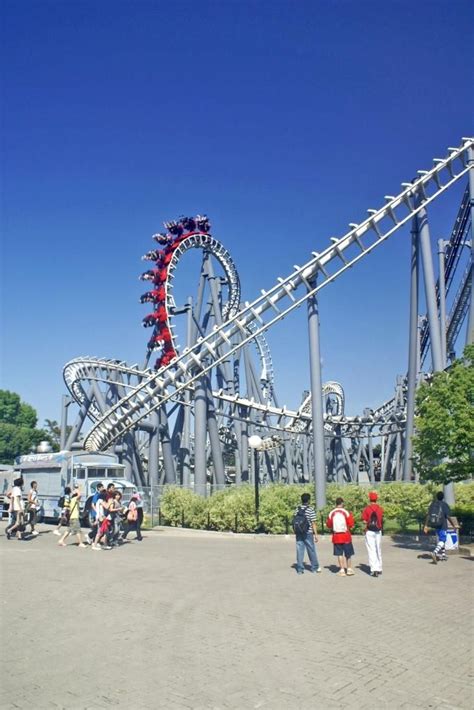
[296,533,319,572]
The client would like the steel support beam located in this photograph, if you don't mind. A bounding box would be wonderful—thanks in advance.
[404,220,420,481]
[194,374,208,496]
[307,283,326,509]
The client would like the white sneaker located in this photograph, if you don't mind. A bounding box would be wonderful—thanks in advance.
[91,544,101,551]
[316,567,322,573]
[32,531,39,536]
[53,530,61,536]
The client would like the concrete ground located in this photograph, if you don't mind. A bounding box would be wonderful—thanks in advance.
[0,524,472,710]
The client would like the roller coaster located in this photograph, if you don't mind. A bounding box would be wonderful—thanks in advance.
[61,138,473,506]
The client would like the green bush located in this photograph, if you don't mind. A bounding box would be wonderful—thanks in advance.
[158,481,474,534]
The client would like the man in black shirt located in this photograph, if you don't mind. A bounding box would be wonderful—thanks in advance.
[423,491,458,563]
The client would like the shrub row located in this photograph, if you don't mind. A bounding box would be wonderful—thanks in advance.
[158,482,474,535]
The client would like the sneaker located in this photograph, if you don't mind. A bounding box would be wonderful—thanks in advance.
[337,569,346,576]
[431,552,438,564]
[78,543,87,548]
[103,545,112,550]
[32,531,39,536]
[346,568,355,576]
[91,544,101,551]
[53,530,61,536]
[316,567,322,573]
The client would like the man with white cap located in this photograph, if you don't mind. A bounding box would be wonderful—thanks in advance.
[362,491,384,577]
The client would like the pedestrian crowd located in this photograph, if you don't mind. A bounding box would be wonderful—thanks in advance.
[292,489,459,576]
[4,478,144,549]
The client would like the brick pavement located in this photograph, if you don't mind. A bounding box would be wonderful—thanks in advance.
[0,524,473,710]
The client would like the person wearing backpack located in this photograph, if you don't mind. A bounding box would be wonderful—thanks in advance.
[423,491,458,564]
[292,493,321,575]
[53,486,72,536]
[326,497,355,576]
[362,491,384,577]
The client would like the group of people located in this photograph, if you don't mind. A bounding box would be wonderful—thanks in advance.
[4,478,144,549]
[5,478,41,540]
[53,482,144,549]
[293,489,458,576]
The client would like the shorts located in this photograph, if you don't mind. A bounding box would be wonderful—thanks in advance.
[334,542,355,558]
[437,529,447,543]
[69,518,81,534]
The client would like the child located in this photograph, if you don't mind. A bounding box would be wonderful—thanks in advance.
[326,497,355,576]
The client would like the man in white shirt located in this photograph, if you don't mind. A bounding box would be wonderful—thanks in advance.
[6,477,25,540]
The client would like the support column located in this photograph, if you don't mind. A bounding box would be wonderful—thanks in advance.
[159,408,176,484]
[148,411,160,487]
[404,220,420,481]
[467,145,474,345]
[181,298,193,487]
[438,239,448,368]
[194,375,208,496]
[307,283,326,509]
[418,208,443,371]
[240,413,249,482]
[206,381,226,489]
[60,395,70,451]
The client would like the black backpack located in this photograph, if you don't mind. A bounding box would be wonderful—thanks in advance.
[428,501,444,529]
[292,506,310,536]
[367,507,381,532]
[58,495,65,509]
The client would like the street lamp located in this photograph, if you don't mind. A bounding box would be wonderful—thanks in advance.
[249,435,262,526]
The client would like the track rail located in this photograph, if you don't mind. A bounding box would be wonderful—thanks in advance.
[67,139,473,451]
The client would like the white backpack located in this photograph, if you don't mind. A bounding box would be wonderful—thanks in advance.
[331,509,348,533]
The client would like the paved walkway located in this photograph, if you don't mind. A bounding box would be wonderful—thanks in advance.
[0,525,473,710]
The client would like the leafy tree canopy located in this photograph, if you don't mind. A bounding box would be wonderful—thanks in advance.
[0,390,54,464]
[413,344,474,484]
[0,390,38,428]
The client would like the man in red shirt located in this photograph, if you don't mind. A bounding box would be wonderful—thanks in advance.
[326,497,355,577]
[361,491,384,577]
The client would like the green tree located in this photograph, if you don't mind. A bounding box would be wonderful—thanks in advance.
[413,345,474,484]
[0,390,38,428]
[0,390,53,464]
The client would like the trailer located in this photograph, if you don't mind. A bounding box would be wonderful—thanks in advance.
[0,450,137,524]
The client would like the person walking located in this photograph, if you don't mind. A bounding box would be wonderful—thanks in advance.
[86,483,104,544]
[54,486,72,536]
[5,477,25,540]
[58,486,86,548]
[326,497,355,576]
[292,492,321,575]
[123,492,143,541]
[424,491,459,564]
[27,481,40,536]
[92,491,112,550]
[362,491,384,577]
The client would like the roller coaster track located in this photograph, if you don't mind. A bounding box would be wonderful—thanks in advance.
[64,139,473,452]
[140,227,275,400]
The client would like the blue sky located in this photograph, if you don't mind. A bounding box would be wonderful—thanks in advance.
[1,0,473,427]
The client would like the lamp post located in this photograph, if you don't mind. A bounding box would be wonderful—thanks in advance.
[249,435,262,526]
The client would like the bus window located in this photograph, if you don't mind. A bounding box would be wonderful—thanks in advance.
[110,469,124,478]
[76,468,86,479]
